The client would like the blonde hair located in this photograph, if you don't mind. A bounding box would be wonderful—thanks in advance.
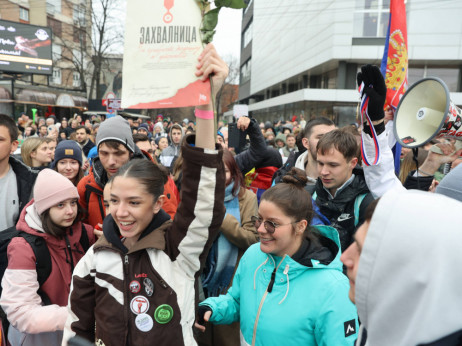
[21,137,45,167]
[398,149,428,184]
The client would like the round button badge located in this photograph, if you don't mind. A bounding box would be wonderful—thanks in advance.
[154,304,173,324]
[130,296,150,315]
[135,313,154,332]
[129,280,141,294]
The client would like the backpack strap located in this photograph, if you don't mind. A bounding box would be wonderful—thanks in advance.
[79,223,90,252]
[19,233,52,305]
[354,193,368,227]
[84,184,105,222]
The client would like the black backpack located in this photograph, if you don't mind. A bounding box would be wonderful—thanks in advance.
[0,224,90,303]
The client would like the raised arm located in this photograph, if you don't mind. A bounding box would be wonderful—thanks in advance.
[164,44,227,278]
[358,65,405,198]
[195,43,229,150]
[234,117,268,175]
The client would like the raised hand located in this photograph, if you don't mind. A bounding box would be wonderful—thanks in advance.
[357,64,386,121]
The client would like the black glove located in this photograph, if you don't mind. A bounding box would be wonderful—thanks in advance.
[357,64,386,122]
[196,305,212,326]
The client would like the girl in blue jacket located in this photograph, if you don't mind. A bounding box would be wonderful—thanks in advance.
[196,168,358,346]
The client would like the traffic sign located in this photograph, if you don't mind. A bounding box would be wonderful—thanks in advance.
[107,98,122,111]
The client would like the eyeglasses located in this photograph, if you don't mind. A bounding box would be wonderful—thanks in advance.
[251,216,299,234]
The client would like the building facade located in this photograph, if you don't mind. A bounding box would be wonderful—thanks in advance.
[238,0,462,126]
[0,0,91,118]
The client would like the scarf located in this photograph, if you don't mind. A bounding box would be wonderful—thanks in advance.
[202,182,240,297]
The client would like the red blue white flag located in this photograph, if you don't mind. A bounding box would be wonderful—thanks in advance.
[380,0,408,110]
[381,0,408,173]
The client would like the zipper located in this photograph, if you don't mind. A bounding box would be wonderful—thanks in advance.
[123,254,130,344]
[251,255,286,346]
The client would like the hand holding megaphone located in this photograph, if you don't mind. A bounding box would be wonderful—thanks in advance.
[357,65,387,122]
[419,141,462,176]
[429,140,462,158]
[394,77,462,148]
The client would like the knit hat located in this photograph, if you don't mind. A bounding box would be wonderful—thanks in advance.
[96,116,135,153]
[154,122,164,132]
[436,164,462,202]
[138,123,149,133]
[34,169,80,214]
[51,140,83,168]
[275,133,286,145]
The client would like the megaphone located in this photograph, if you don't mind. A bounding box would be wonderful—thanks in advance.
[394,77,462,148]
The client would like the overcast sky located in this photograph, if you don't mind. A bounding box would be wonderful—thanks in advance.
[213,7,243,61]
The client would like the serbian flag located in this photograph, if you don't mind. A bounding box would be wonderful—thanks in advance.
[380,0,408,174]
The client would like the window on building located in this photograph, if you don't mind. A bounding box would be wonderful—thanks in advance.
[408,66,460,92]
[73,28,86,43]
[73,5,86,26]
[73,71,81,88]
[354,0,390,37]
[19,7,29,22]
[47,0,62,14]
[52,44,62,61]
[243,21,253,48]
[47,17,62,37]
[52,68,61,85]
[73,49,82,65]
[240,59,251,84]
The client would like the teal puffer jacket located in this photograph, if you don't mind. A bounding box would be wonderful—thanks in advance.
[200,225,358,346]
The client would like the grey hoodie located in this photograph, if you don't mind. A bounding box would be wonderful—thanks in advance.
[159,124,184,168]
[356,189,462,346]
[435,163,462,202]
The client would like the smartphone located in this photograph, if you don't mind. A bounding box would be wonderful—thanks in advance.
[228,123,247,154]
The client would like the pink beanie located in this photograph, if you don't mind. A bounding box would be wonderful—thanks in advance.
[33,169,80,215]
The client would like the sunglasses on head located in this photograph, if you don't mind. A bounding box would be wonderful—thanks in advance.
[251,216,299,234]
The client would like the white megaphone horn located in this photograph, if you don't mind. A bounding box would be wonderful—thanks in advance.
[394,77,462,148]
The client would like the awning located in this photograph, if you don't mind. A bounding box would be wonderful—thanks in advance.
[0,87,12,103]
[83,111,107,116]
[56,93,88,109]
[119,111,150,119]
[16,89,57,106]
[83,111,150,119]
[72,96,88,108]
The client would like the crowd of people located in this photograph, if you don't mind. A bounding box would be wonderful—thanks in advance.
[0,47,461,346]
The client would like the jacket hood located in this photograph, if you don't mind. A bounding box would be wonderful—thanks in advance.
[291,225,340,269]
[295,150,308,170]
[435,163,462,202]
[169,124,184,142]
[275,133,286,145]
[270,225,343,273]
[356,189,462,346]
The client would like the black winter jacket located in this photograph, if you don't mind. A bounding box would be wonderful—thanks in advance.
[9,155,38,225]
[313,167,374,252]
[235,118,271,175]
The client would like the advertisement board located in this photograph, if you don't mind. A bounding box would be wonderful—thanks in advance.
[0,19,52,75]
